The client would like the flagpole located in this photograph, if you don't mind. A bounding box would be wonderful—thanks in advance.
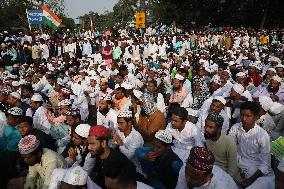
[26,9,32,31]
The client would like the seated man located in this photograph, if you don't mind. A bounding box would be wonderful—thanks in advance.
[167,106,204,162]
[104,151,153,189]
[113,111,144,172]
[97,95,118,128]
[62,124,95,175]
[229,101,275,189]
[18,116,56,151]
[49,166,101,189]
[18,135,67,189]
[204,112,241,183]
[196,96,229,134]
[175,146,238,189]
[113,87,131,111]
[136,130,183,189]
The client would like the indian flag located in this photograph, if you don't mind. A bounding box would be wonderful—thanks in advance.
[41,5,62,30]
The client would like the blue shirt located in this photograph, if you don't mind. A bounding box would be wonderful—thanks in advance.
[0,125,21,152]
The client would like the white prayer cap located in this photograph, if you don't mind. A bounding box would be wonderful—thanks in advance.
[213,96,226,105]
[174,74,184,81]
[249,63,257,68]
[100,94,112,101]
[267,68,276,73]
[10,92,21,100]
[275,64,284,69]
[259,96,273,111]
[7,107,23,116]
[228,61,235,66]
[133,90,142,100]
[268,56,281,64]
[12,81,20,87]
[89,75,99,81]
[155,130,172,144]
[271,75,282,83]
[121,82,133,90]
[210,75,221,85]
[58,99,72,106]
[242,56,248,60]
[62,166,88,186]
[269,102,284,115]
[118,111,133,118]
[31,93,43,102]
[232,83,244,95]
[236,72,246,78]
[75,124,91,138]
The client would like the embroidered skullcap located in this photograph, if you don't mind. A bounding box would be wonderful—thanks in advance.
[31,93,43,102]
[210,75,221,85]
[65,108,80,116]
[213,96,226,105]
[118,111,132,118]
[155,129,172,144]
[187,146,215,172]
[232,83,244,95]
[18,135,40,155]
[10,92,21,100]
[89,125,111,139]
[75,124,91,138]
[133,90,142,100]
[259,96,274,111]
[1,87,12,95]
[7,107,23,116]
[174,74,185,81]
[62,166,88,186]
[236,72,246,78]
[100,94,112,101]
[58,99,72,106]
[60,88,72,95]
[271,75,282,83]
[206,112,224,127]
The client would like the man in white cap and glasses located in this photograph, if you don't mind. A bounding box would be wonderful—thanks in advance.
[30,93,52,134]
[136,129,183,189]
[18,135,67,189]
[61,124,95,175]
[113,110,144,172]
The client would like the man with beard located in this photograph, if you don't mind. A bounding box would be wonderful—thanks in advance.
[254,75,284,104]
[204,112,241,183]
[97,95,118,128]
[169,74,189,106]
[175,146,238,189]
[88,125,134,189]
[18,135,67,189]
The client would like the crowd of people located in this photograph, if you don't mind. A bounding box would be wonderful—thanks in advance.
[0,26,284,189]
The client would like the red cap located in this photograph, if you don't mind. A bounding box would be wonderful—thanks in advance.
[89,125,110,139]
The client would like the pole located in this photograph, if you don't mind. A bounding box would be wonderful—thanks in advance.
[26,9,32,31]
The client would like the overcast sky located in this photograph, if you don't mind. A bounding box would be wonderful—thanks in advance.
[65,0,119,18]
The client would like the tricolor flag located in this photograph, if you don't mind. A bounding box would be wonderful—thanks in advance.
[41,5,62,30]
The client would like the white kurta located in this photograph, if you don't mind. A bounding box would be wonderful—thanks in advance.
[229,123,275,189]
[168,122,205,162]
[175,165,238,189]
[97,109,118,129]
[33,106,51,134]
